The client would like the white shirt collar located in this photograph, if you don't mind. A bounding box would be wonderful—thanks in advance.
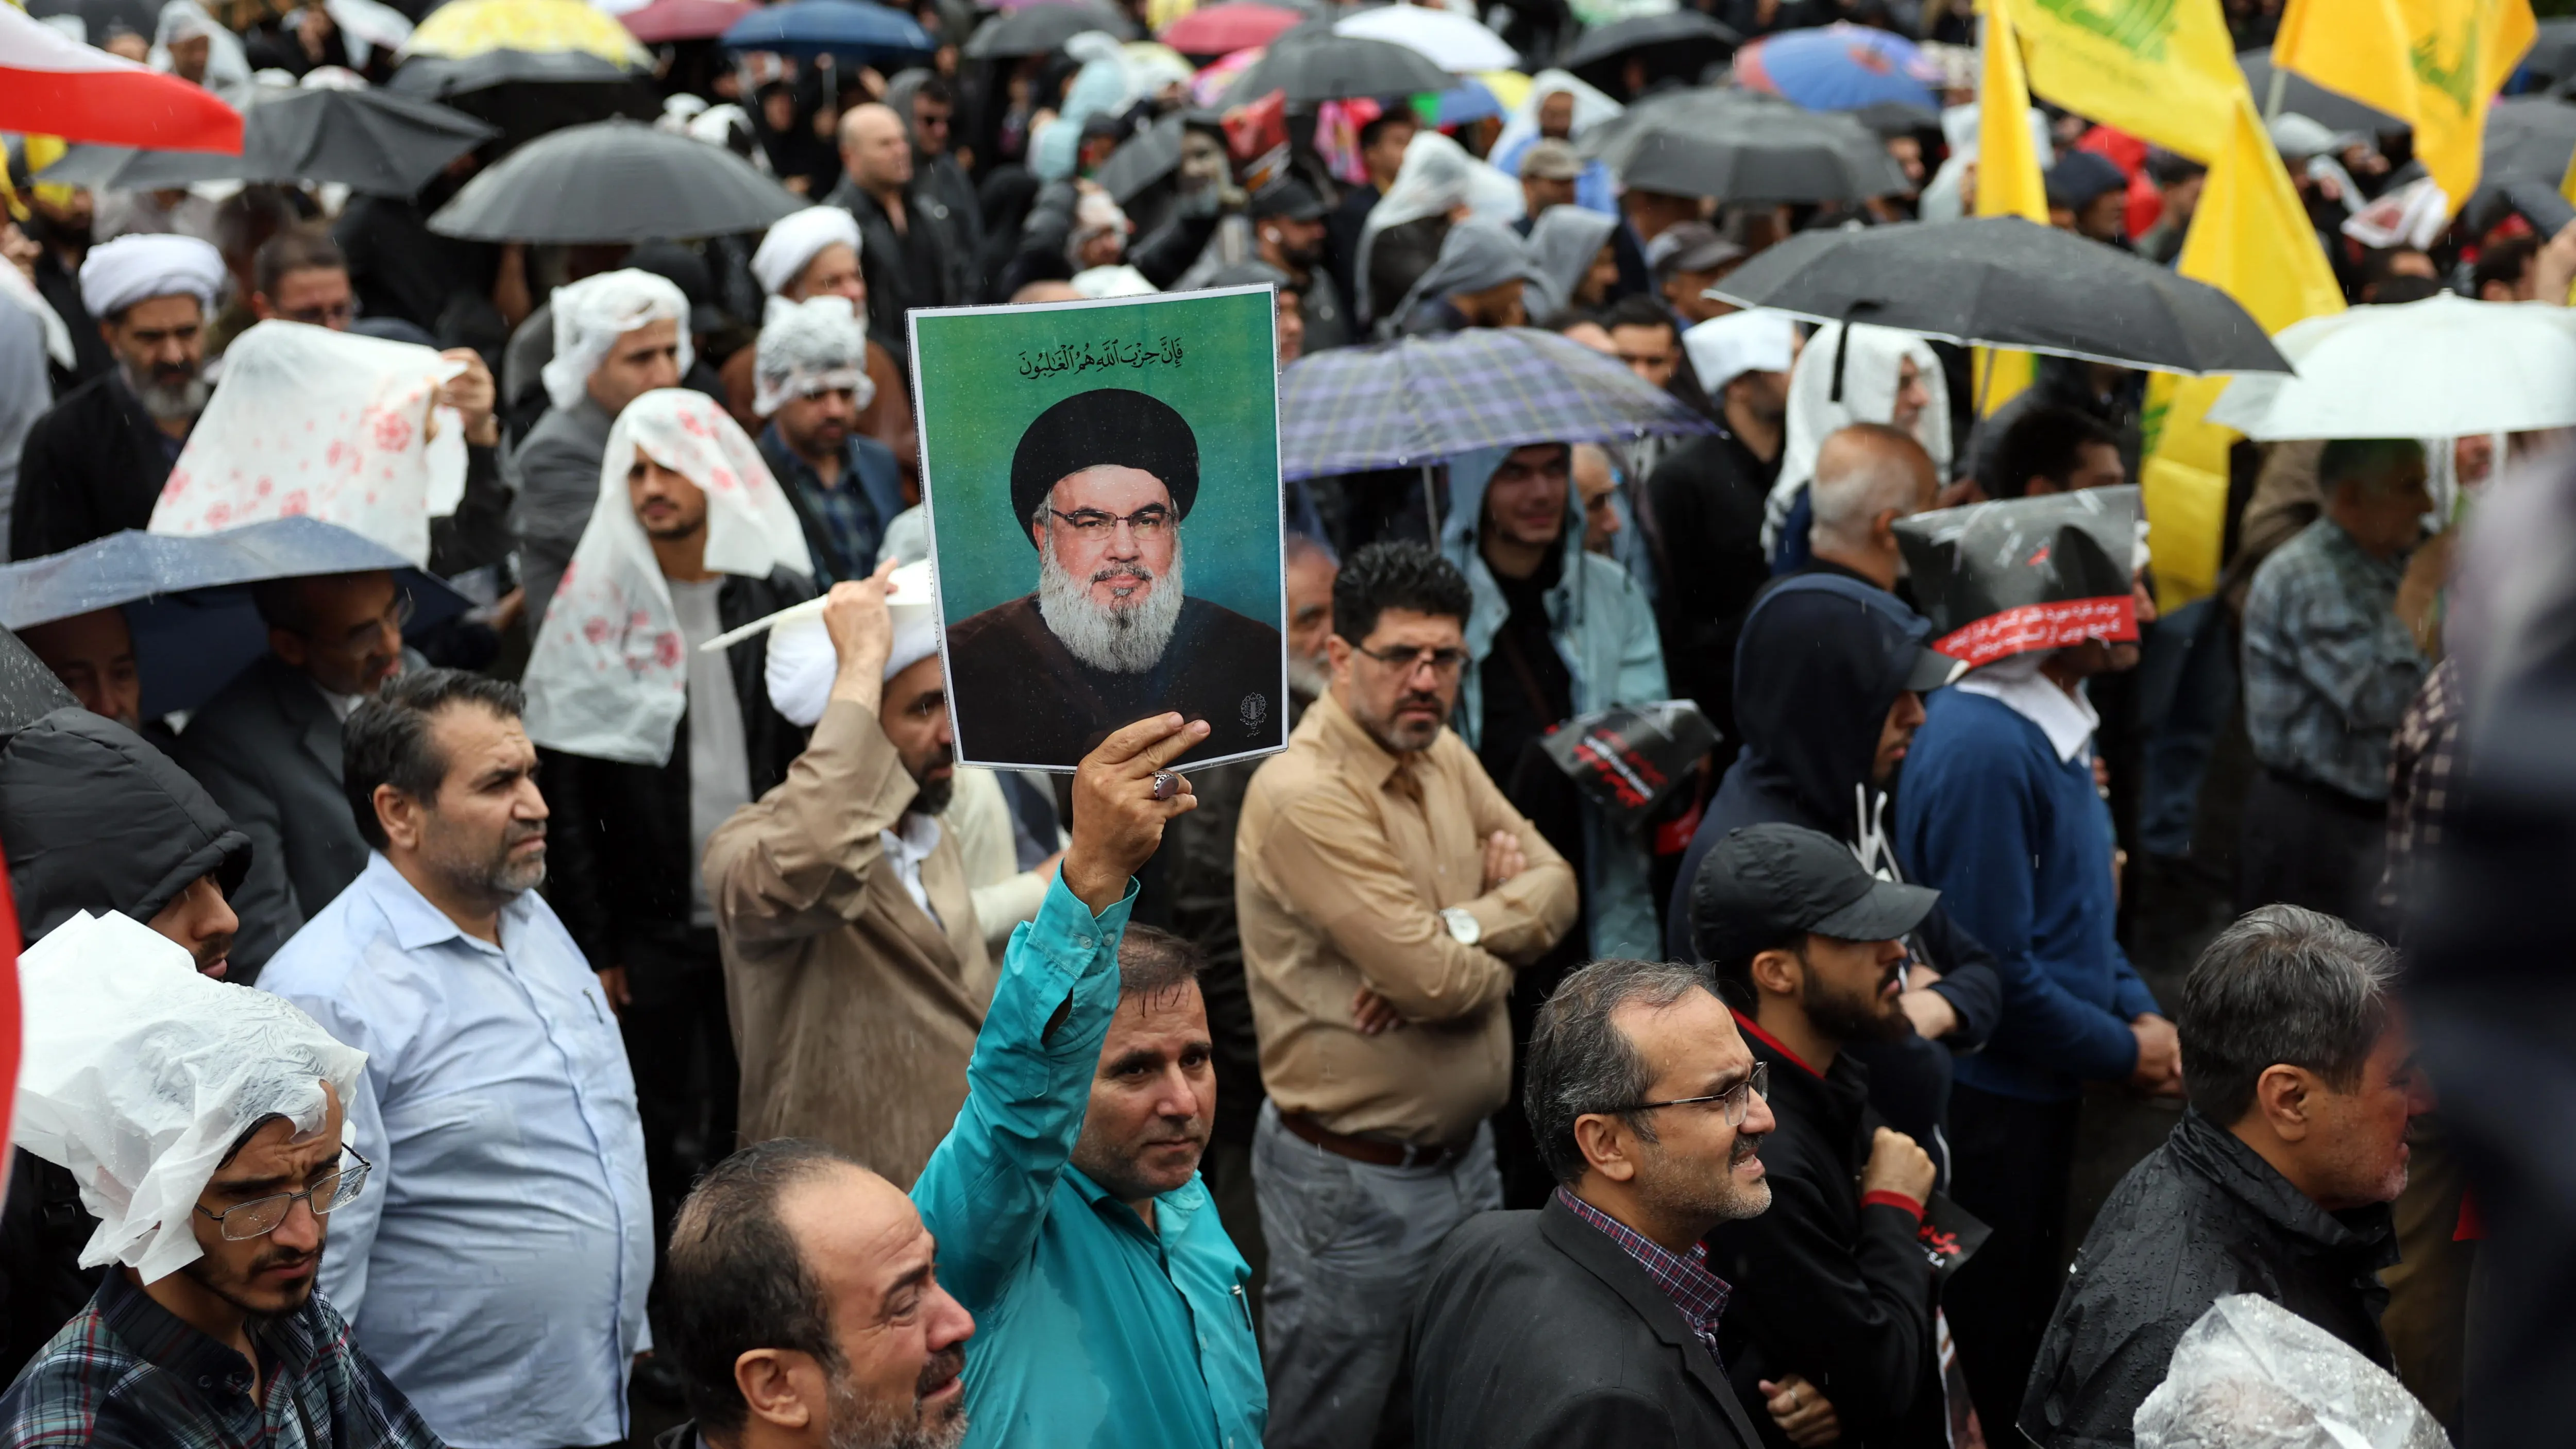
[1954,656,2098,764]
[878,811,944,925]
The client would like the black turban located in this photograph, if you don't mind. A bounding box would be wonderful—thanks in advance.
[1010,389,1200,545]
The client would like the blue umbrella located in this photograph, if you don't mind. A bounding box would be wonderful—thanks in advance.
[1734,23,1938,112]
[1279,327,1711,480]
[1434,76,1504,128]
[721,0,935,61]
[0,519,472,717]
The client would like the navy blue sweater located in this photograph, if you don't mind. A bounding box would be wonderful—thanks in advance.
[1895,688,2158,1102]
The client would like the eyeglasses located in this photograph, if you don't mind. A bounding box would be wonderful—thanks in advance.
[1354,642,1470,678]
[277,299,356,328]
[1048,506,1173,538]
[195,1148,372,1241]
[1616,1061,1770,1128]
[297,590,416,655]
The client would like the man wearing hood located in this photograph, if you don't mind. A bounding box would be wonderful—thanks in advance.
[1442,441,1667,1204]
[1395,223,1531,338]
[0,705,254,1377]
[1664,576,2003,1165]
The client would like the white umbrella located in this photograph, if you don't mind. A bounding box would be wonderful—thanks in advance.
[2208,293,2576,440]
[1333,5,1516,73]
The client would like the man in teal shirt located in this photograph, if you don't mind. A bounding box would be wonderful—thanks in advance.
[912,715,1268,1449]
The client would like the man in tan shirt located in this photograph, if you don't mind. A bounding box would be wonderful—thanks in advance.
[706,559,994,1188]
[1238,540,1579,1449]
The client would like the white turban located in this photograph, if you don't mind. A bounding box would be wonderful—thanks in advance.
[540,268,696,415]
[522,388,814,764]
[78,233,226,322]
[755,294,875,418]
[751,206,865,297]
[10,910,367,1284]
[1683,309,1797,397]
[759,559,941,725]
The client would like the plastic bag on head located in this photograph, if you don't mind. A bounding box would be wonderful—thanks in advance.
[754,294,874,417]
[10,910,367,1284]
[542,269,696,414]
[2134,1295,2450,1449]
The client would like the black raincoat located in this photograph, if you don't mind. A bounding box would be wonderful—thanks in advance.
[2020,1107,2399,1448]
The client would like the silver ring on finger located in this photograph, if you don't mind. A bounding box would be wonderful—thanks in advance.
[1788,1390,1800,1410]
[1151,771,1180,801]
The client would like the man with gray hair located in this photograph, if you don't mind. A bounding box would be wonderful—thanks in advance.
[1800,422,1938,594]
[2021,905,2427,1448]
[1407,957,1769,1447]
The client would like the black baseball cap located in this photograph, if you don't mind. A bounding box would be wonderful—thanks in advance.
[1252,179,1329,221]
[1690,824,1940,962]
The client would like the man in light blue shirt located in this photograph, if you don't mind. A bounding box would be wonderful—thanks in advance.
[911,709,1264,1449]
[259,668,653,1449]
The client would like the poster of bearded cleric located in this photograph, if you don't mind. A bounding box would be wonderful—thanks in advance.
[909,286,1287,771]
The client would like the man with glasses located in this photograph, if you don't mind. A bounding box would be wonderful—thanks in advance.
[1696,823,1953,1449]
[180,570,413,978]
[1407,955,1771,1447]
[259,668,652,1449]
[943,388,1286,769]
[2,909,439,1449]
[1236,540,1578,1448]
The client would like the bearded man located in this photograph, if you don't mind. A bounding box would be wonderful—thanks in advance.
[12,233,223,558]
[943,388,1284,768]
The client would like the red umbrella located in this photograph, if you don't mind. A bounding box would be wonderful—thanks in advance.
[1159,1,1302,57]
[619,0,756,44]
[0,4,243,153]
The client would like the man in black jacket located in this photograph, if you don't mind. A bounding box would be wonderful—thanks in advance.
[1409,957,1773,1448]
[2022,904,2424,1447]
[1666,575,1996,1179]
[827,104,970,350]
[538,441,815,1241]
[1696,824,1950,1449]
[0,705,252,1375]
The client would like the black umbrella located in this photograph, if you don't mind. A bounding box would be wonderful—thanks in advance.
[1608,99,1905,202]
[961,0,1136,58]
[38,86,497,196]
[2238,48,2405,135]
[2483,97,2576,186]
[2523,16,2576,88]
[0,625,77,737]
[25,0,156,41]
[388,51,660,149]
[1578,85,1777,167]
[1558,10,1738,96]
[1850,99,1939,137]
[1709,216,2293,377]
[428,117,804,242]
[1094,111,1186,204]
[1224,29,1451,105]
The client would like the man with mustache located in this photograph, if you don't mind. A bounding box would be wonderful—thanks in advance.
[11,233,224,559]
[657,1139,978,1449]
[1237,541,1579,1447]
[259,669,654,1449]
[0,702,253,1373]
[943,388,1286,769]
[1696,824,1952,1449]
[1,910,442,1449]
[1408,955,1774,1447]
[532,386,817,1256]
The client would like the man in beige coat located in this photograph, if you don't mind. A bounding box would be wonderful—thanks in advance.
[707,560,994,1187]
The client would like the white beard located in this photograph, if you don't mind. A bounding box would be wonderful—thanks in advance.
[1036,532,1185,675]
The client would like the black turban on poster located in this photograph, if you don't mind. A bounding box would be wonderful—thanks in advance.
[1010,388,1200,545]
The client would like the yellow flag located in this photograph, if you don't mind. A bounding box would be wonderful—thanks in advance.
[1974,0,2050,415]
[2139,95,2347,606]
[2274,0,2535,213]
[2009,0,2245,162]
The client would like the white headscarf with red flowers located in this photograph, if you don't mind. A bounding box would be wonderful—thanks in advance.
[522,387,814,766]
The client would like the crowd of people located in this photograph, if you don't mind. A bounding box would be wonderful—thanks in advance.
[0,0,2535,1443]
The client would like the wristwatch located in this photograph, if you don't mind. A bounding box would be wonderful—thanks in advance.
[1438,907,1482,947]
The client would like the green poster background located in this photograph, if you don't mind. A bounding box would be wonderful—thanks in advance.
[911,288,1283,630]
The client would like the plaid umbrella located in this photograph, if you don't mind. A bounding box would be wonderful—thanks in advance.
[1280,327,1713,480]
